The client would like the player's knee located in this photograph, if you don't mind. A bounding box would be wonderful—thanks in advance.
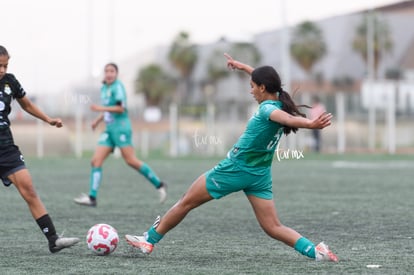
[91,158,102,167]
[262,220,283,236]
[176,197,199,213]
[124,157,134,167]
[21,185,39,202]
[124,156,139,167]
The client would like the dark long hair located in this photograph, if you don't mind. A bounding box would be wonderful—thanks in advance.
[251,66,308,135]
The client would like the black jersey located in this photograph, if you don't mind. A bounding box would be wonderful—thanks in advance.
[0,73,26,145]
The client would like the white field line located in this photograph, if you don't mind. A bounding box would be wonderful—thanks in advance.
[332,161,414,169]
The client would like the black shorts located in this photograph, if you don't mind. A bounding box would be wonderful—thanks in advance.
[0,145,26,187]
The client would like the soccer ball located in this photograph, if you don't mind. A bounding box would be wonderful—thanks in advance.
[86,223,119,255]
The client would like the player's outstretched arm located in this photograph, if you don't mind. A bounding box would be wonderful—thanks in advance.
[224,53,254,75]
[270,109,332,130]
[16,96,62,127]
[90,103,124,113]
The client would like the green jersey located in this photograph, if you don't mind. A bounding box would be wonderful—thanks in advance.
[228,100,284,170]
[101,79,131,130]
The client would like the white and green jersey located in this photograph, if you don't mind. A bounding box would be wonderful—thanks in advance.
[101,79,131,130]
[228,100,284,170]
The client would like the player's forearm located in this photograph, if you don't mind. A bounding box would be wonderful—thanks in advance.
[225,53,254,75]
[284,116,312,129]
[234,61,254,75]
[22,102,53,124]
[270,109,312,129]
[95,105,124,113]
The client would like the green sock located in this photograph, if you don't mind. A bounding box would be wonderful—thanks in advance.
[89,167,102,199]
[145,226,164,245]
[138,163,162,188]
[294,237,316,259]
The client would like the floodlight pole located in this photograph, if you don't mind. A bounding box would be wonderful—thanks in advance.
[75,104,83,158]
[169,103,178,157]
[280,0,296,150]
[280,0,290,92]
[108,0,115,60]
[336,92,346,154]
[32,65,44,159]
[386,82,396,154]
[367,9,376,151]
[37,115,44,158]
[75,0,96,158]
[87,0,94,77]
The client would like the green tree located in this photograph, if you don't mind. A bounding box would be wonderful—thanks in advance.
[168,31,198,103]
[135,63,174,107]
[352,13,393,78]
[290,21,326,76]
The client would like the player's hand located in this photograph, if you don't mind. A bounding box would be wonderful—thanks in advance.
[224,53,236,70]
[90,104,101,112]
[49,118,63,128]
[91,120,99,131]
[224,53,244,71]
[224,53,254,74]
[311,112,332,129]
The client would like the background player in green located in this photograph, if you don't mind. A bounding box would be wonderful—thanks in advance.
[74,63,167,206]
[126,53,338,262]
[0,45,79,253]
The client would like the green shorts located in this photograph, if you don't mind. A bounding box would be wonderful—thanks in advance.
[205,158,273,200]
[97,128,133,148]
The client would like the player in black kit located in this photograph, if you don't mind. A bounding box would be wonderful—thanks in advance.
[0,45,79,253]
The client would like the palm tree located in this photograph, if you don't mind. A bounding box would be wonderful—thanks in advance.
[352,13,393,79]
[168,31,198,104]
[290,21,326,76]
[135,63,175,108]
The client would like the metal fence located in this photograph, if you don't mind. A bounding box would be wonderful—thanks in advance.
[11,81,414,158]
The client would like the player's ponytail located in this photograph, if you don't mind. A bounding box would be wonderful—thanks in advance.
[278,89,308,135]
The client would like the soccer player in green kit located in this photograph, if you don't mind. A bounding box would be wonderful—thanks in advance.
[74,63,167,206]
[126,54,338,262]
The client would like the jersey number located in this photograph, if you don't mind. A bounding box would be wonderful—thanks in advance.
[266,128,283,150]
